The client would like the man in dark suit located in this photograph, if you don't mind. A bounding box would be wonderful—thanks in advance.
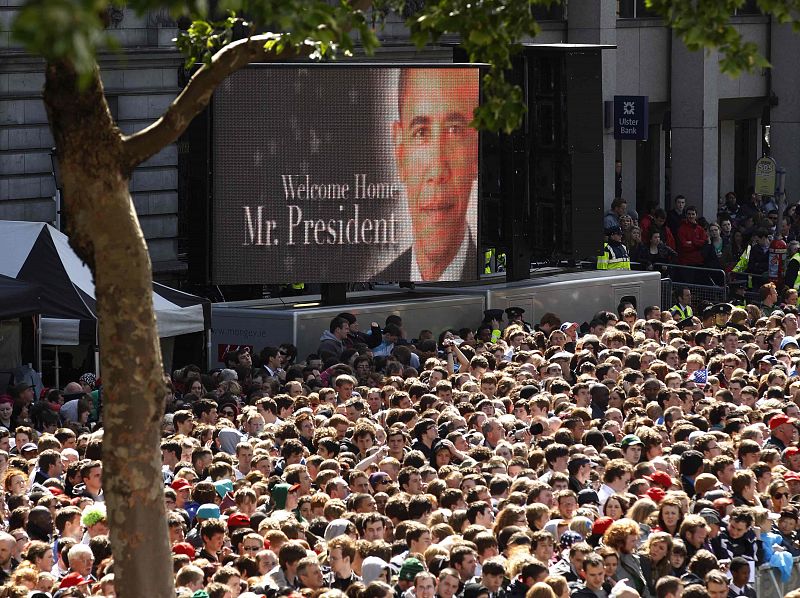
[727,557,756,598]
[379,67,479,282]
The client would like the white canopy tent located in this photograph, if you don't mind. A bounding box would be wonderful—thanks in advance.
[0,221,210,380]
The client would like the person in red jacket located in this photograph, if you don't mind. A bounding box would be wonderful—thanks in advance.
[641,208,676,250]
[677,205,708,266]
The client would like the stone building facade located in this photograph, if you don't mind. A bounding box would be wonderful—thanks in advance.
[3,2,800,281]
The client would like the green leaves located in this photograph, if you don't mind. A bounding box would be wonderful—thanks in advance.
[14,0,800,129]
[402,0,546,132]
[175,14,239,68]
[13,0,111,81]
[646,0,796,77]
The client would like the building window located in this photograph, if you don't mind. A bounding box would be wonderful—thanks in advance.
[734,0,761,15]
[618,0,659,19]
[532,2,565,21]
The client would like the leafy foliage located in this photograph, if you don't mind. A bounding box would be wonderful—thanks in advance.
[12,0,800,132]
[12,0,544,132]
[395,0,547,132]
[646,0,800,76]
[13,0,121,82]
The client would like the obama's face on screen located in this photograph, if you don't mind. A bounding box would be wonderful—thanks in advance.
[393,68,479,279]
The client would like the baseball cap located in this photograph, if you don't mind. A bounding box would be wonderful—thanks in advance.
[620,434,643,448]
[172,542,196,559]
[195,503,221,520]
[770,413,798,430]
[20,442,38,454]
[227,513,251,530]
[577,489,600,506]
[591,516,613,536]
[782,336,800,350]
[606,225,623,236]
[699,508,721,526]
[551,351,573,362]
[59,572,92,589]
[399,557,425,581]
[761,355,779,366]
[784,447,800,459]
[645,487,666,503]
[560,322,578,332]
[171,478,192,492]
[213,479,234,499]
[785,472,800,482]
[644,471,673,488]
[560,530,584,548]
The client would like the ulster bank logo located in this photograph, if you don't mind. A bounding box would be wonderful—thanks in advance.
[623,101,635,116]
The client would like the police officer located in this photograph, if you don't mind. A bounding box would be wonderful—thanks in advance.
[482,309,504,342]
[505,307,531,333]
[597,226,631,270]
[709,303,733,331]
[728,281,748,308]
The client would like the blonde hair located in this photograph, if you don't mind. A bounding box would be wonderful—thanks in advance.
[525,582,557,598]
[752,507,771,529]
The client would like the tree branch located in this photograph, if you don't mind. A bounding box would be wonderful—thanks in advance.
[121,33,299,169]
[122,0,378,170]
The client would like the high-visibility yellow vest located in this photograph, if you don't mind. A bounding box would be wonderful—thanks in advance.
[484,249,507,274]
[670,304,693,319]
[598,243,630,270]
[789,253,800,290]
[732,245,750,273]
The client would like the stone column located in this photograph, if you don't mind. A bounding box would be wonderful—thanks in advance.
[770,20,800,182]
[670,34,719,217]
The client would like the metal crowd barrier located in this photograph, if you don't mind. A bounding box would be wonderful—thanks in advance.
[660,277,673,311]
[756,557,800,598]
[654,264,728,307]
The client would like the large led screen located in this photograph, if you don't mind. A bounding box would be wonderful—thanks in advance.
[211,65,480,284]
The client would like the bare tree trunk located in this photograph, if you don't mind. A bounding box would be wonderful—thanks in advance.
[43,62,174,598]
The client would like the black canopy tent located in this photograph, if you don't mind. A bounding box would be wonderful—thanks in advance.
[0,274,41,320]
[0,274,42,379]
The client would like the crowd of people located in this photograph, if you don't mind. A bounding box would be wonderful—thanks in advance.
[600,192,800,297]
[8,295,800,598]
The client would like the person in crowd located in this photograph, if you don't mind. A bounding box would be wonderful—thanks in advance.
[632,229,676,271]
[598,226,631,270]
[6,265,800,596]
[677,205,708,267]
[667,195,687,240]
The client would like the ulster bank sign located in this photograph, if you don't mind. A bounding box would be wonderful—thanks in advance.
[613,95,649,141]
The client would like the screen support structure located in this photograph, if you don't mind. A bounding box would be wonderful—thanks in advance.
[321,283,347,306]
